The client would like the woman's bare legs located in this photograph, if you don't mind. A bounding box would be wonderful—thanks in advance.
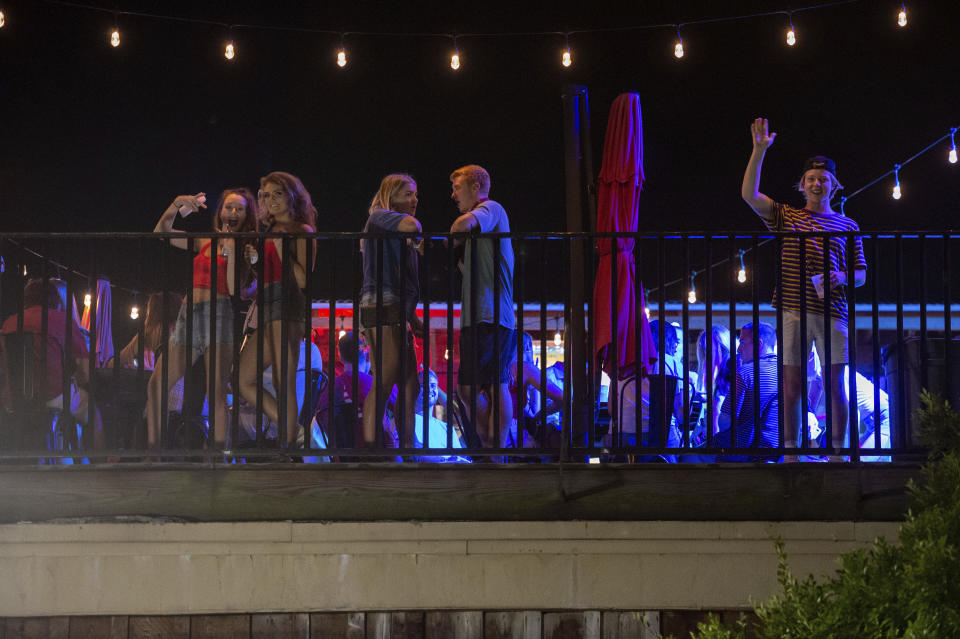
[361,325,420,448]
[267,320,304,447]
[237,331,269,434]
[238,321,304,447]
[146,344,192,450]
[205,344,234,447]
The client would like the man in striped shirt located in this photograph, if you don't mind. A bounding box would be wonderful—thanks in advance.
[717,322,780,462]
[741,118,867,462]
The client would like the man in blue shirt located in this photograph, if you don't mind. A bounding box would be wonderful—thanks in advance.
[449,164,517,448]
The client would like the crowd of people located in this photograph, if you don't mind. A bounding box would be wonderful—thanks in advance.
[615,318,890,463]
[0,164,539,461]
[1,121,896,462]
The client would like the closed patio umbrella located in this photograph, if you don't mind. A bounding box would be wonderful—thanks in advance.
[592,92,656,380]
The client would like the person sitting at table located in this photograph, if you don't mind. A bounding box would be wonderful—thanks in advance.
[1,278,104,451]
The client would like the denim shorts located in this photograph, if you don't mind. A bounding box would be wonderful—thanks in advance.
[171,298,236,356]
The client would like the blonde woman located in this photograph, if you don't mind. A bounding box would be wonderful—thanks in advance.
[359,174,424,450]
[695,325,732,439]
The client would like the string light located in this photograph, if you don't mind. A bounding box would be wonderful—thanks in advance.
[224,28,236,60]
[561,33,572,67]
[674,27,684,59]
[338,318,346,340]
[444,348,450,360]
[644,307,650,320]
[450,36,460,70]
[785,14,796,46]
[892,164,902,200]
[22,265,27,277]
[130,305,139,320]
[949,128,957,164]
[110,13,119,47]
[687,271,697,304]
[553,317,563,347]
[83,293,92,307]
[897,4,907,27]
[336,33,347,68]
[737,250,747,283]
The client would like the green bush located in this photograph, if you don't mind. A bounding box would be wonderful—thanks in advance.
[690,391,960,639]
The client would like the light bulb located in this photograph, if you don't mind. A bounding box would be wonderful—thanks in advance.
[338,328,347,340]
[561,49,572,67]
[22,265,27,276]
[687,288,697,304]
[110,29,120,47]
[674,41,684,58]
[897,8,907,27]
[786,29,796,46]
[130,305,140,320]
[444,348,450,360]
[644,307,650,319]
[84,293,92,307]
[737,268,747,283]
[224,41,235,60]
[0,10,5,28]
[450,52,460,70]
[950,148,958,164]
[336,49,347,67]
[892,184,902,200]
[554,331,563,347]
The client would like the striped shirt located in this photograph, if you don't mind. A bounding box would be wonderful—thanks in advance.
[764,203,866,320]
[720,353,780,448]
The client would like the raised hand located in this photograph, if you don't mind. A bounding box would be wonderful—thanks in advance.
[171,192,207,216]
[750,118,777,151]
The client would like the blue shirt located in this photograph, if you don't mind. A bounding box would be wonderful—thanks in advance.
[461,199,515,329]
[361,209,419,307]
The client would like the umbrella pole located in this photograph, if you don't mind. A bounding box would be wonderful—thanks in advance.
[561,84,595,458]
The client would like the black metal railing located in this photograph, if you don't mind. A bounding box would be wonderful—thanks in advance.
[0,231,956,464]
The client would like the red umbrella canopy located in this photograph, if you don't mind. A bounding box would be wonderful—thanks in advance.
[593,92,657,380]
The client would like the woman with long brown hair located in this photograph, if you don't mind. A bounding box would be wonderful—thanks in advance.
[237,171,316,449]
[146,188,257,451]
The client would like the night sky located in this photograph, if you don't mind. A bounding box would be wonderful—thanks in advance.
[1,0,957,237]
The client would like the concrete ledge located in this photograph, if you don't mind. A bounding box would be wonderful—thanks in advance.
[0,520,900,616]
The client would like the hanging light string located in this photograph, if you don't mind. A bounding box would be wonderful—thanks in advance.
[842,128,957,201]
[6,238,157,322]
[647,124,959,297]
[37,0,862,65]
[8,124,957,303]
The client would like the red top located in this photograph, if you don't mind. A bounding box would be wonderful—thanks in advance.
[263,240,283,284]
[193,241,230,295]
[1,307,89,402]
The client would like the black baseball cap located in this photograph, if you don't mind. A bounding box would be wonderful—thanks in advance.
[802,155,838,178]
